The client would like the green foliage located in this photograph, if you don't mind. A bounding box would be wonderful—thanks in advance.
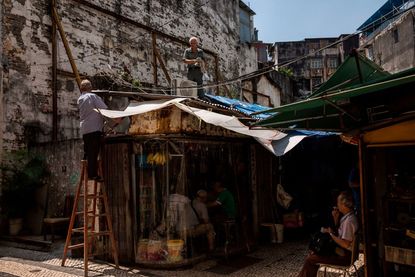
[1,150,50,218]
[278,67,294,78]
[119,68,141,90]
[132,79,141,89]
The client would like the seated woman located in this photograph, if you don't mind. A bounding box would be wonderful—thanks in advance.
[297,191,359,277]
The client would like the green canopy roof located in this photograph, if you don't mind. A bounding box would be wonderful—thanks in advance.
[310,52,389,98]
[253,53,415,131]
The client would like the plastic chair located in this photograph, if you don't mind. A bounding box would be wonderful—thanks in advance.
[318,233,361,277]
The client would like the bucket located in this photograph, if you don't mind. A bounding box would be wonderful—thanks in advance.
[137,239,149,261]
[9,218,23,236]
[167,239,184,262]
[147,240,162,261]
[261,223,277,243]
[275,224,284,243]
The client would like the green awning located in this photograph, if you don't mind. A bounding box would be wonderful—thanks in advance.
[310,52,389,97]
[253,67,415,131]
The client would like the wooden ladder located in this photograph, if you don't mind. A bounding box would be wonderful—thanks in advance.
[61,160,119,276]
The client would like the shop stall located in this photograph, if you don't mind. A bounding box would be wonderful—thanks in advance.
[100,101,277,267]
[359,116,415,277]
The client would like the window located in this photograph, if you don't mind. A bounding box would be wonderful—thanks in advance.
[366,45,374,61]
[393,29,399,43]
[310,59,322,69]
[328,58,338,69]
[312,77,322,87]
[240,9,253,43]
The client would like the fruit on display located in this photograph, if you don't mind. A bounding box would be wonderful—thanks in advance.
[146,152,167,166]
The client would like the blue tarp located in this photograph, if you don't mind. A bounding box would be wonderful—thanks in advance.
[358,0,412,34]
[204,94,273,119]
[204,94,336,140]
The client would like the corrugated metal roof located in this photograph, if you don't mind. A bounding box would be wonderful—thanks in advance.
[358,0,413,34]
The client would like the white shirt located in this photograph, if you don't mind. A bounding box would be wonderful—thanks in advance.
[338,211,359,242]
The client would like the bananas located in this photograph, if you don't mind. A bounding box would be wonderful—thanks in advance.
[146,152,167,166]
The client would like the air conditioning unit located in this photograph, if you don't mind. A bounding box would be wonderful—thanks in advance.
[176,79,198,97]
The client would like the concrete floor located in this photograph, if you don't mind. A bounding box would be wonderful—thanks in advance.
[0,239,363,277]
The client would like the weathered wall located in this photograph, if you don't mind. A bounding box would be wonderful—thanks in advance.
[2,0,257,148]
[256,76,280,107]
[129,106,245,138]
[0,0,257,219]
[273,35,358,91]
[366,10,415,73]
[27,139,83,234]
[242,70,294,108]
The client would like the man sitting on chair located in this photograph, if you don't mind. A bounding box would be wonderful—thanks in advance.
[297,191,359,277]
[189,190,215,251]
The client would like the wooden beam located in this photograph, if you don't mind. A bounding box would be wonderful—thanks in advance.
[52,6,81,89]
[70,0,216,56]
[358,139,370,277]
[57,69,86,78]
[154,46,171,85]
[51,0,58,142]
[152,32,158,86]
[214,55,219,95]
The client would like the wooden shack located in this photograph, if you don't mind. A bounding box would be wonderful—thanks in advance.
[101,99,279,265]
[358,115,415,277]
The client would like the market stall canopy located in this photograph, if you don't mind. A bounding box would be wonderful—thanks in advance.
[252,52,415,132]
[360,115,415,146]
[97,98,313,156]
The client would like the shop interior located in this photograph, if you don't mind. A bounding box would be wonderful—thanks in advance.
[268,135,359,239]
[365,146,415,276]
[134,138,253,265]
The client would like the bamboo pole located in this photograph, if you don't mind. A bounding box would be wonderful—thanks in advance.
[51,5,82,89]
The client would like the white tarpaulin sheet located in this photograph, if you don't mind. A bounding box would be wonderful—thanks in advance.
[173,102,286,141]
[256,135,307,156]
[97,98,187,118]
[98,98,307,156]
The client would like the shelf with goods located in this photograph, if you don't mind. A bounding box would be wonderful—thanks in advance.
[379,148,415,276]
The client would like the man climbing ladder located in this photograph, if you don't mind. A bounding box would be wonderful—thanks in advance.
[61,160,119,277]
[61,79,119,276]
[77,79,107,181]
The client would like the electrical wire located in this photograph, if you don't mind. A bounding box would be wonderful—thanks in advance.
[32,0,212,67]
[24,1,414,94]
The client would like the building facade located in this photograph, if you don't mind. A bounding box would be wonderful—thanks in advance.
[0,0,259,227]
[271,35,359,92]
[358,0,415,73]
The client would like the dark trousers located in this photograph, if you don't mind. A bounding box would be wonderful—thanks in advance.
[82,131,103,179]
[187,68,204,98]
[297,251,351,277]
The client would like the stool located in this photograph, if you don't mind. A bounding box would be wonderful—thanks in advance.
[260,223,277,244]
[43,217,69,242]
[222,220,238,258]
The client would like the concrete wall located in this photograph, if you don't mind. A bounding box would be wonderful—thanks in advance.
[273,35,359,91]
[129,106,244,138]
[256,76,280,107]
[1,0,256,147]
[362,10,415,73]
[0,0,257,220]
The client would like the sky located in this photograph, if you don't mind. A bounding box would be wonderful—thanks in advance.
[247,0,387,42]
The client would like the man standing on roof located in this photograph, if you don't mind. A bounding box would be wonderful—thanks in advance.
[78,79,107,181]
[183,36,205,98]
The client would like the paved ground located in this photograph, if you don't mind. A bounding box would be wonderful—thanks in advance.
[0,239,363,277]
